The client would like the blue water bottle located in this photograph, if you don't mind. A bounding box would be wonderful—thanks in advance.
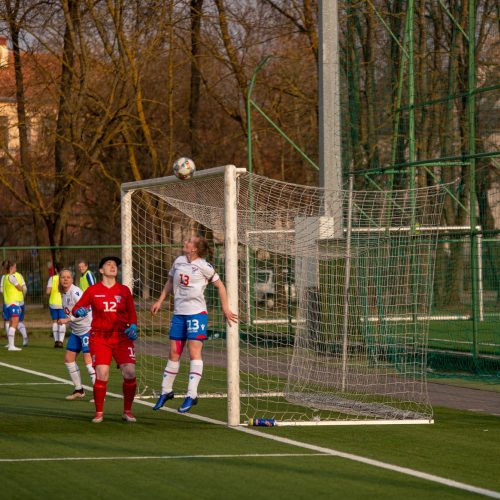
[249,418,276,427]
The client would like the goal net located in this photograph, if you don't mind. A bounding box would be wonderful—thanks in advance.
[122,165,447,425]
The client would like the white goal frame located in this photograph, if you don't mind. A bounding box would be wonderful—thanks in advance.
[122,165,244,426]
[121,165,440,427]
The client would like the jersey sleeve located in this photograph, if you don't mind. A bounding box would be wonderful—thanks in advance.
[124,285,137,324]
[47,276,53,288]
[72,287,92,313]
[9,274,19,286]
[201,261,219,283]
[168,258,179,278]
[86,272,96,287]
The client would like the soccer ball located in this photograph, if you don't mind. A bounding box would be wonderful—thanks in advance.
[173,157,196,180]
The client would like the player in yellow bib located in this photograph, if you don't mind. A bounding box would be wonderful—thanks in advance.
[1,260,29,351]
[47,263,66,348]
[78,260,96,292]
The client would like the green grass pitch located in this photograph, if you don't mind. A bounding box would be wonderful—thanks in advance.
[0,334,499,499]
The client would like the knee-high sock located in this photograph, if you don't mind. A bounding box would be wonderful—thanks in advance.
[86,363,96,385]
[161,360,180,394]
[18,322,27,340]
[52,323,58,342]
[93,379,107,413]
[187,360,204,398]
[58,324,66,343]
[7,327,16,348]
[123,377,137,412]
[65,361,83,390]
[4,321,9,335]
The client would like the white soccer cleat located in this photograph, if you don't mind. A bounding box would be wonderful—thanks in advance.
[92,412,104,423]
[22,339,29,347]
[122,411,137,423]
[7,346,22,351]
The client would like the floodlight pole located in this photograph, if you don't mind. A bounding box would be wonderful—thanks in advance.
[318,0,342,198]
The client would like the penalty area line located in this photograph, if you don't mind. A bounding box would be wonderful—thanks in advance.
[1,361,499,499]
[0,453,327,463]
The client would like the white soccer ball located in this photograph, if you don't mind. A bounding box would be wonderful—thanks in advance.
[173,157,196,180]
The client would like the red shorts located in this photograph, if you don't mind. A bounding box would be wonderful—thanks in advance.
[89,333,136,367]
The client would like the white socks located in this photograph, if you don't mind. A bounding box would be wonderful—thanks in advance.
[161,360,179,394]
[86,363,96,385]
[52,323,58,342]
[18,322,28,341]
[58,324,66,343]
[7,326,16,348]
[187,360,203,398]
[161,359,204,397]
[65,362,83,390]
[52,323,66,343]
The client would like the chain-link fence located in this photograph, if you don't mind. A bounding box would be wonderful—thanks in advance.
[2,239,499,379]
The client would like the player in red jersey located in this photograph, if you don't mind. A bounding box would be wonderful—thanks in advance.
[72,256,138,423]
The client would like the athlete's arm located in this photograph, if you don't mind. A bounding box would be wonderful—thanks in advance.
[150,277,173,315]
[213,279,238,325]
[72,287,92,315]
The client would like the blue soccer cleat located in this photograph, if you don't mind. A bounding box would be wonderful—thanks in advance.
[178,396,198,413]
[153,391,174,411]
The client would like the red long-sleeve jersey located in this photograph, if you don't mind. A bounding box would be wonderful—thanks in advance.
[72,281,137,337]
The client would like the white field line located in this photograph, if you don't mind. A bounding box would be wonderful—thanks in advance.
[1,361,499,500]
[0,382,65,386]
[0,453,326,463]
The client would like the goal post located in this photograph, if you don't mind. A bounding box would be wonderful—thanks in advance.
[121,165,448,426]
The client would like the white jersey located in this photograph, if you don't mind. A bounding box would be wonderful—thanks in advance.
[61,284,92,336]
[169,255,219,315]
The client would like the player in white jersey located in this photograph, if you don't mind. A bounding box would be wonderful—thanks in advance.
[150,235,237,413]
[58,269,96,400]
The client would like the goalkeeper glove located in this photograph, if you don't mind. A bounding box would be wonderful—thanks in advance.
[124,323,138,340]
[74,307,89,318]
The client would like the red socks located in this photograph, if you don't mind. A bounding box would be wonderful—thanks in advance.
[93,378,107,413]
[93,377,136,413]
[123,377,137,412]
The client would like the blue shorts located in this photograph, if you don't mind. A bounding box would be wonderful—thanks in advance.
[2,305,7,321]
[169,313,208,341]
[66,332,91,354]
[4,304,21,321]
[49,307,66,320]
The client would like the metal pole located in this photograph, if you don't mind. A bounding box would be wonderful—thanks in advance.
[477,231,484,322]
[468,0,479,364]
[319,0,342,197]
[225,165,241,426]
[121,189,133,292]
[341,175,354,392]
